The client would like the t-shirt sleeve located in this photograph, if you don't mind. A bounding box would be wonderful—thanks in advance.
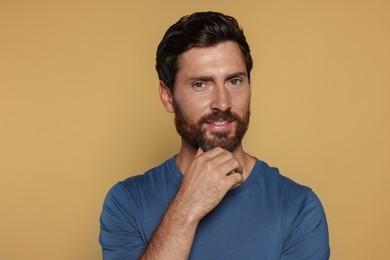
[281,187,330,260]
[99,181,145,259]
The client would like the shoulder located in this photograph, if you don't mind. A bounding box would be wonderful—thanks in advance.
[100,157,178,235]
[255,159,318,204]
[257,161,326,226]
[275,172,325,224]
[251,160,312,197]
[99,159,177,259]
[102,156,181,215]
[109,156,179,194]
[252,159,329,257]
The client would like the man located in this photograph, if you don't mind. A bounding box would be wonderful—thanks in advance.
[99,11,330,259]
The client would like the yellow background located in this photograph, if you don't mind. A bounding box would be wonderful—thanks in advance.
[1,0,389,259]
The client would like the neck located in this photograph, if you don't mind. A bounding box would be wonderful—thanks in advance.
[175,140,255,181]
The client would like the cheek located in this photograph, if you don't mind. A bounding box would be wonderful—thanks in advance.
[233,92,251,110]
[177,94,210,115]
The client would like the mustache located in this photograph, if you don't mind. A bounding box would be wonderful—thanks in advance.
[198,109,240,124]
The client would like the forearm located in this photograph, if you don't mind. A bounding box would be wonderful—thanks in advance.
[141,197,199,259]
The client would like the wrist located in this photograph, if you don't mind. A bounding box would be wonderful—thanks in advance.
[167,195,201,229]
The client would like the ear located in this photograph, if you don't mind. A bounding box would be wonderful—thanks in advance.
[159,81,174,113]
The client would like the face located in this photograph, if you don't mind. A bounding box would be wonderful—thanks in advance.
[165,41,251,152]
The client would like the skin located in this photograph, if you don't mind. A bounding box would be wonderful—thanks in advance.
[141,41,256,259]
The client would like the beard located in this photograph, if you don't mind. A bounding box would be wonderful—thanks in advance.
[173,99,250,152]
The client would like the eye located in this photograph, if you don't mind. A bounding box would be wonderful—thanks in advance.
[228,78,242,86]
[193,82,206,89]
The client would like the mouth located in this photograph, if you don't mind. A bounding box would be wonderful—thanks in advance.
[208,120,229,125]
[205,120,234,131]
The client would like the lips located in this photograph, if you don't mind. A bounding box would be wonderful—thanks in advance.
[204,119,235,132]
[207,120,230,125]
[200,110,237,131]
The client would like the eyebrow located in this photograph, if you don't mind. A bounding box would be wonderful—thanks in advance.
[187,72,248,83]
[226,72,248,80]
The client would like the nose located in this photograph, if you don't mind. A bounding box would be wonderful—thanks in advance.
[211,85,231,111]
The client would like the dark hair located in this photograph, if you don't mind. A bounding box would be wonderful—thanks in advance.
[156,11,253,92]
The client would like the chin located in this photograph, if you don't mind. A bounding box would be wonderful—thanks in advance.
[199,138,240,152]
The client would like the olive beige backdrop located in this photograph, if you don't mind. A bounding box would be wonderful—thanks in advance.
[1,0,389,259]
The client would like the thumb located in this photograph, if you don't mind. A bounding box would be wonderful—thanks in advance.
[195,147,204,157]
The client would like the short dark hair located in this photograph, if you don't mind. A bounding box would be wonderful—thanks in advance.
[156,11,253,92]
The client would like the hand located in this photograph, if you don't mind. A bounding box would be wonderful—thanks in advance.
[141,147,243,259]
[174,147,244,223]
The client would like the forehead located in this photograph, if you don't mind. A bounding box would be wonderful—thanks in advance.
[176,41,247,78]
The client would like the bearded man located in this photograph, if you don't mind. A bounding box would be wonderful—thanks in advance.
[99,11,330,259]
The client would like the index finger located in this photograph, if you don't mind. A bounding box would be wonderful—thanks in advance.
[197,147,227,159]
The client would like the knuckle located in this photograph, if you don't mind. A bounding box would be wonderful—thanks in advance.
[230,159,239,169]
[215,147,224,152]
[224,151,233,158]
[234,173,243,184]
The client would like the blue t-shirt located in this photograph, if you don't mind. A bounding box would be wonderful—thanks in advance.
[100,157,330,259]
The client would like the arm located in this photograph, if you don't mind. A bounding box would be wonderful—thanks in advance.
[141,147,243,259]
[281,189,330,260]
[99,182,146,259]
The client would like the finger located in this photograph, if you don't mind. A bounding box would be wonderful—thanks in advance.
[219,157,243,176]
[227,170,242,176]
[226,171,244,189]
[201,146,226,159]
